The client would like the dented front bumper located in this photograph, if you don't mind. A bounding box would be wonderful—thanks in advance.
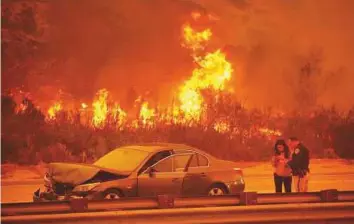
[33,188,70,202]
[33,188,103,202]
[33,171,80,202]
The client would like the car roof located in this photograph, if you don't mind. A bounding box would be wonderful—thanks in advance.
[121,145,168,153]
[120,142,211,156]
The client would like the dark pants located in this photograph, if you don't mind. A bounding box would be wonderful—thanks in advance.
[274,173,292,193]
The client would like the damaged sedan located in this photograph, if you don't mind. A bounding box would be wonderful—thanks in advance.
[34,143,245,201]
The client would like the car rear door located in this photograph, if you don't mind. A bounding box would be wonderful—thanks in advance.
[137,154,192,197]
[182,153,213,196]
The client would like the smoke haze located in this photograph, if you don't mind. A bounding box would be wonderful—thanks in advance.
[3,0,354,111]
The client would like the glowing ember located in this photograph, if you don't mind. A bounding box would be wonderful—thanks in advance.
[139,102,155,125]
[92,89,109,128]
[135,96,142,104]
[81,103,88,109]
[214,121,230,134]
[191,12,201,21]
[47,102,62,120]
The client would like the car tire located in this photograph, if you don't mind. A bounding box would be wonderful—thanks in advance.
[207,184,228,196]
[102,189,123,200]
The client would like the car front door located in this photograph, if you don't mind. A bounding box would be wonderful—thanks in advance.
[138,150,173,175]
[137,154,192,197]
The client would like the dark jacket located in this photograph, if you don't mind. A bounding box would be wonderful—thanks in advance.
[287,143,310,177]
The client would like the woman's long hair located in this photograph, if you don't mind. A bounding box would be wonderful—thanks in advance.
[274,139,290,159]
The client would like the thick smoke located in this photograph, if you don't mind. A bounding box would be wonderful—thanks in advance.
[29,0,202,108]
[3,0,354,111]
[194,0,354,110]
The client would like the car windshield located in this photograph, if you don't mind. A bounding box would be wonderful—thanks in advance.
[94,147,150,173]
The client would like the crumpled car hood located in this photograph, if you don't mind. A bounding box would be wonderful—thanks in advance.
[47,162,130,186]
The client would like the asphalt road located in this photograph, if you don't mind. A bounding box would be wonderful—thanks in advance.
[2,173,354,203]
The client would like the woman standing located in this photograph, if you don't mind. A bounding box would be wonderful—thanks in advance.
[272,139,292,193]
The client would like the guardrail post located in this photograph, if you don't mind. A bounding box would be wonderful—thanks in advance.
[320,189,338,202]
[69,198,88,212]
[239,192,257,205]
[157,195,174,208]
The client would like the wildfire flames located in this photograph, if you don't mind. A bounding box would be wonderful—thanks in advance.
[179,16,232,122]
[47,102,62,120]
[259,128,282,137]
[112,103,127,127]
[213,121,230,134]
[92,89,109,128]
[13,12,282,139]
[182,24,212,51]
[139,102,155,125]
[179,49,232,121]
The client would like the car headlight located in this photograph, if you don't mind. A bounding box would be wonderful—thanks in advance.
[73,182,101,192]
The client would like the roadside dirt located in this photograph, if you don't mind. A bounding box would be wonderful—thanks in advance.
[1,163,46,181]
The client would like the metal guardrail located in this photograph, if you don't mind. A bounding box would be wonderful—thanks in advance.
[2,202,354,224]
[2,189,354,217]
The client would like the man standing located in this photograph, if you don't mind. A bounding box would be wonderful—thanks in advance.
[287,137,310,192]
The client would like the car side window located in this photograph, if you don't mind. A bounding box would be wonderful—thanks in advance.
[174,150,193,154]
[153,156,173,172]
[198,154,209,166]
[188,154,198,168]
[174,154,193,172]
[138,150,172,175]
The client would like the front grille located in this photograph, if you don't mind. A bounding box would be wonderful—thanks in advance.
[44,172,74,195]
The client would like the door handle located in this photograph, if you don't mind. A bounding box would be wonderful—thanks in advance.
[200,173,207,177]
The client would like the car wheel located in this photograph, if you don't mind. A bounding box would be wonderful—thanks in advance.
[103,189,123,200]
[208,184,227,196]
